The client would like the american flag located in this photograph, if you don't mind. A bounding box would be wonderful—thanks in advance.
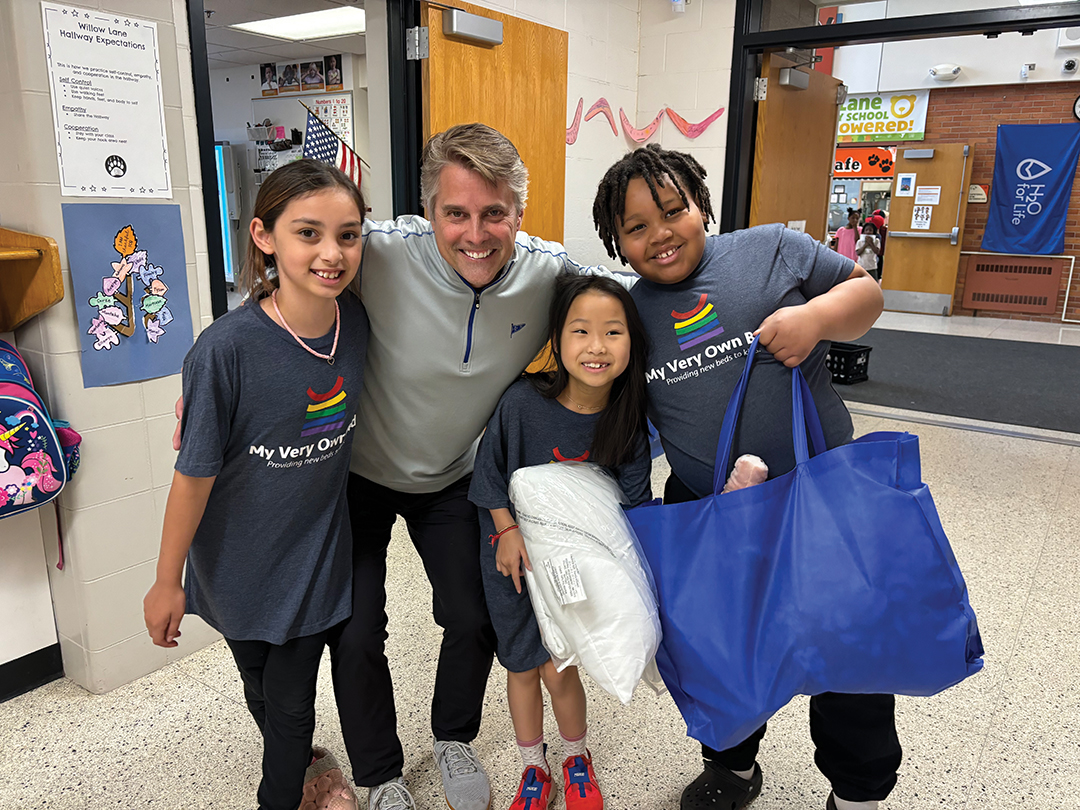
[302,110,362,186]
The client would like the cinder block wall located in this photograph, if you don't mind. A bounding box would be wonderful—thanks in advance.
[1,0,221,694]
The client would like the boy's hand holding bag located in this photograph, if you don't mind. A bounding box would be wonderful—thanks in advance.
[627,336,984,752]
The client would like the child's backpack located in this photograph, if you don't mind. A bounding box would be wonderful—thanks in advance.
[0,339,81,521]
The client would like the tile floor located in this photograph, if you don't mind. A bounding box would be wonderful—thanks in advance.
[3,314,1078,809]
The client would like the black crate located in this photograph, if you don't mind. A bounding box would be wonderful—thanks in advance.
[826,342,872,385]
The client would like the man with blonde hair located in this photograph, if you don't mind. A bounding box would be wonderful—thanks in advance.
[336,123,622,810]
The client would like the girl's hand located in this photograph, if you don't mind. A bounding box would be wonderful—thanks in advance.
[755,305,823,368]
[144,580,186,647]
[495,528,532,595]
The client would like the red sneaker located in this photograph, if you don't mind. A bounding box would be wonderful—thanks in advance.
[562,752,603,810]
[508,764,552,810]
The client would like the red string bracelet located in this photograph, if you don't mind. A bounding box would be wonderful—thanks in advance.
[489,523,519,546]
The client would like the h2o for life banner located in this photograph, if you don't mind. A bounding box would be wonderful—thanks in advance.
[41,2,171,198]
[982,123,1080,256]
[837,91,929,144]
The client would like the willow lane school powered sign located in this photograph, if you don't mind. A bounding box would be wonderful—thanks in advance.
[834,147,897,179]
[837,91,929,144]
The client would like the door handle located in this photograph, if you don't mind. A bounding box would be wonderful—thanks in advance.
[888,227,960,245]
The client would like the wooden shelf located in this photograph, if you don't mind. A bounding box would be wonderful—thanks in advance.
[0,227,64,332]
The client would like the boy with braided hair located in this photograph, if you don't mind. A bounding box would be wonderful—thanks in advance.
[592,144,897,810]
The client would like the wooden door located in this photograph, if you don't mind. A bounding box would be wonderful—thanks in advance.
[749,52,843,242]
[422,1,568,243]
[883,144,973,315]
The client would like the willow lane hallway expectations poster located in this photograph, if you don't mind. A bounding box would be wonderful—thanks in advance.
[41,2,171,198]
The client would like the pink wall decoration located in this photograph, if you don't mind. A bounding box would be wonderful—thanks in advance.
[586,98,619,136]
[566,98,583,144]
[566,97,727,144]
[619,108,665,143]
[666,106,726,139]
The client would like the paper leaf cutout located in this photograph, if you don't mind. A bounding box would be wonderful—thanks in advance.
[139,263,164,287]
[102,277,122,295]
[127,250,148,277]
[146,318,165,343]
[100,306,125,325]
[89,293,116,309]
[114,225,137,257]
[141,295,166,315]
[157,306,174,326]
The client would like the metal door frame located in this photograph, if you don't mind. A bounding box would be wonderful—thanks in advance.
[723,1,1080,234]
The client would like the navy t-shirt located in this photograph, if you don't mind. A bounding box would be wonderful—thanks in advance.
[176,292,368,643]
[469,378,653,521]
[631,224,855,498]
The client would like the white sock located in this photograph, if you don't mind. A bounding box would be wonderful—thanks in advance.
[834,797,879,810]
[517,734,549,774]
[561,728,587,759]
[732,766,755,781]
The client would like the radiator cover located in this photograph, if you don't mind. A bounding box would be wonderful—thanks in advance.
[960,255,1064,315]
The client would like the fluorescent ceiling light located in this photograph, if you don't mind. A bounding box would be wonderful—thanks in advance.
[231,8,366,41]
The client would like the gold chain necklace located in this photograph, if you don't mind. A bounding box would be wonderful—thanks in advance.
[565,393,604,411]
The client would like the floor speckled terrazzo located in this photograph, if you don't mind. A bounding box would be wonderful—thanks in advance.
[3,414,1079,809]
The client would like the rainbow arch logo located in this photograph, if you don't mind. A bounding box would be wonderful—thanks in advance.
[672,293,724,351]
[302,376,348,437]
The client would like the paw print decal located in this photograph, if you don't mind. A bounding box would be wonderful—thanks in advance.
[879,158,893,173]
[105,155,127,178]
[867,153,879,166]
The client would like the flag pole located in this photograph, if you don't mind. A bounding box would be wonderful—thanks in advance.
[299,99,372,169]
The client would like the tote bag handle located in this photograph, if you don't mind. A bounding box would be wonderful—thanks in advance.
[711,336,828,495]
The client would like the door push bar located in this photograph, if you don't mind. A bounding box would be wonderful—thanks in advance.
[888,227,960,245]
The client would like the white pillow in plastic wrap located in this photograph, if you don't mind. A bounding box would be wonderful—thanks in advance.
[508,461,663,704]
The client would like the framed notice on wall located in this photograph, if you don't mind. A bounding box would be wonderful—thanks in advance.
[41,2,171,198]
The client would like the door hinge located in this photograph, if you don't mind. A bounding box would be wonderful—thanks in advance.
[754,77,768,102]
[406,26,429,60]
[837,84,849,106]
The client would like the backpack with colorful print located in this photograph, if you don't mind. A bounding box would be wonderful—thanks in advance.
[0,339,80,519]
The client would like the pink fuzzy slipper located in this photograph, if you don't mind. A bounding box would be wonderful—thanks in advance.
[299,747,358,810]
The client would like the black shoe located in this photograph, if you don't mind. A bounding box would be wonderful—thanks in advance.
[680,761,762,810]
[827,794,837,810]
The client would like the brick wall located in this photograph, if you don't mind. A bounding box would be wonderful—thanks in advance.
[890,83,1080,321]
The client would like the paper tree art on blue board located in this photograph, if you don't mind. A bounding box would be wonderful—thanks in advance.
[85,224,176,350]
[62,203,195,388]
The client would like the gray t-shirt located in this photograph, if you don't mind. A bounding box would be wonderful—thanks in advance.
[631,224,855,498]
[469,378,652,519]
[176,293,368,643]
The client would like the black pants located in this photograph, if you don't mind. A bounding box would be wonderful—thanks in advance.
[664,473,902,803]
[328,473,497,787]
[225,631,329,810]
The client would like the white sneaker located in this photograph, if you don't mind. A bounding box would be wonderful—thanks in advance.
[434,740,491,810]
[368,777,415,810]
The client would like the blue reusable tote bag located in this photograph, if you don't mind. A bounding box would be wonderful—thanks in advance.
[627,338,983,753]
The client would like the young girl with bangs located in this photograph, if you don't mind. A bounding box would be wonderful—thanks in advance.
[144,159,368,810]
[469,274,653,810]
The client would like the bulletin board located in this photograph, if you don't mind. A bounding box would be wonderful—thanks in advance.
[250,91,354,149]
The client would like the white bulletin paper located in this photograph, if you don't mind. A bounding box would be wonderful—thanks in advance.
[911,205,933,230]
[915,186,941,206]
[41,2,171,198]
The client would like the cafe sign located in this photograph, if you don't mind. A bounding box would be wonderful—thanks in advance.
[834,146,896,179]
[837,90,929,143]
